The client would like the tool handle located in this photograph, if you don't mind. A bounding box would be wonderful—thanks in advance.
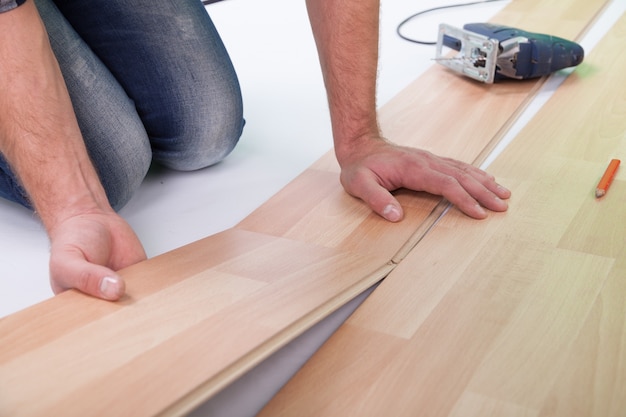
[464,23,584,79]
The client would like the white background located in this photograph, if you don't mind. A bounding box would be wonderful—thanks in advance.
[0,0,510,317]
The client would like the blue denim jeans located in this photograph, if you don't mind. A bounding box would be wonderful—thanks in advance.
[0,0,244,210]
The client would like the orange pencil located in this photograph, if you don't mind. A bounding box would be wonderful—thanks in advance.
[595,158,620,198]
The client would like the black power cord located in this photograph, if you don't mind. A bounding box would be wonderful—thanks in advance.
[396,0,508,45]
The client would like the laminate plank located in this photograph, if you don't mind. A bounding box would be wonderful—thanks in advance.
[0,0,611,416]
[0,229,272,361]
[237,168,441,259]
[239,0,609,259]
[536,254,626,417]
[0,229,388,417]
[259,9,626,417]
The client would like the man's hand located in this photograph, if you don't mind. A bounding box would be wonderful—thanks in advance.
[306,0,510,221]
[1,2,146,301]
[48,211,147,300]
[338,136,511,221]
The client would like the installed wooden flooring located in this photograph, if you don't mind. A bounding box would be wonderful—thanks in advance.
[239,0,610,261]
[0,0,613,416]
[259,9,626,417]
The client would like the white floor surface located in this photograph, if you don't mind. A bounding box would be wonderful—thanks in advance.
[0,0,510,317]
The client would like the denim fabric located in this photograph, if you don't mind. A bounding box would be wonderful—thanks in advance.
[0,0,26,13]
[0,0,244,211]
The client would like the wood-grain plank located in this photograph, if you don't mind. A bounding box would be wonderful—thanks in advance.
[536,254,626,417]
[237,168,441,259]
[239,0,609,259]
[0,229,388,417]
[259,8,626,417]
[0,0,612,416]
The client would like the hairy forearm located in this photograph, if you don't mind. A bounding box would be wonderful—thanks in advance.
[0,1,111,233]
[305,0,382,162]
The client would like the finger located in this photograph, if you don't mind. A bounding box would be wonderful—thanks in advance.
[441,158,511,200]
[438,173,507,218]
[453,169,509,213]
[402,170,487,219]
[462,167,511,202]
[399,159,508,218]
[50,249,126,300]
[344,172,404,222]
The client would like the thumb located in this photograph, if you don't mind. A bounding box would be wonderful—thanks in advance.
[50,254,126,301]
[380,200,404,222]
[347,174,404,222]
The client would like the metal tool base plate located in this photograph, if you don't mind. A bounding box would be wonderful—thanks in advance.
[435,23,499,83]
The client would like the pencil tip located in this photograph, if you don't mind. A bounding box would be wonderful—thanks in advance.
[595,189,605,198]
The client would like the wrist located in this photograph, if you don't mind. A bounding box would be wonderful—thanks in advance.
[40,192,114,237]
[334,129,386,167]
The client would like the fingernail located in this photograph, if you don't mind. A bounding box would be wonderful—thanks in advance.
[100,276,122,299]
[497,184,511,195]
[383,204,402,222]
[475,204,487,218]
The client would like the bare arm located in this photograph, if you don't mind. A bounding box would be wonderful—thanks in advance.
[0,1,145,299]
[305,0,379,158]
[305,0,510,220]
[1,1,109,225]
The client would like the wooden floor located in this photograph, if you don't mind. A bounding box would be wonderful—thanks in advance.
[0,0,622,416]
[259,5,626,417]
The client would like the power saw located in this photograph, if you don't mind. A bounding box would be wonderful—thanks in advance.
[435,23,585,83]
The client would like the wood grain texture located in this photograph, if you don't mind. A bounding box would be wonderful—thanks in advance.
[239,0,608,259]
[0,0,611,415]
[0,230,389,417]
[259,11,626,417]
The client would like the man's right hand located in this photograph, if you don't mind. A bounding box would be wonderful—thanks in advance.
[48,211,147,300]
[1,1,146,301]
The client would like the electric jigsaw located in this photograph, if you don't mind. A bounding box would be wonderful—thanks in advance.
[435,23,584,83]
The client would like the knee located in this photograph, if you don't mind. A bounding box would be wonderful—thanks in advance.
[104,155,151,211]
[153,94,245,172]
[90,132,152,212]
[193,109,245,169]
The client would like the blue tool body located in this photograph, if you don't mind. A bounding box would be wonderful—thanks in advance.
[442,23,584,81]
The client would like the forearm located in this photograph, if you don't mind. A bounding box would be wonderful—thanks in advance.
[305,0,382,163]
[0,1,111,233]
